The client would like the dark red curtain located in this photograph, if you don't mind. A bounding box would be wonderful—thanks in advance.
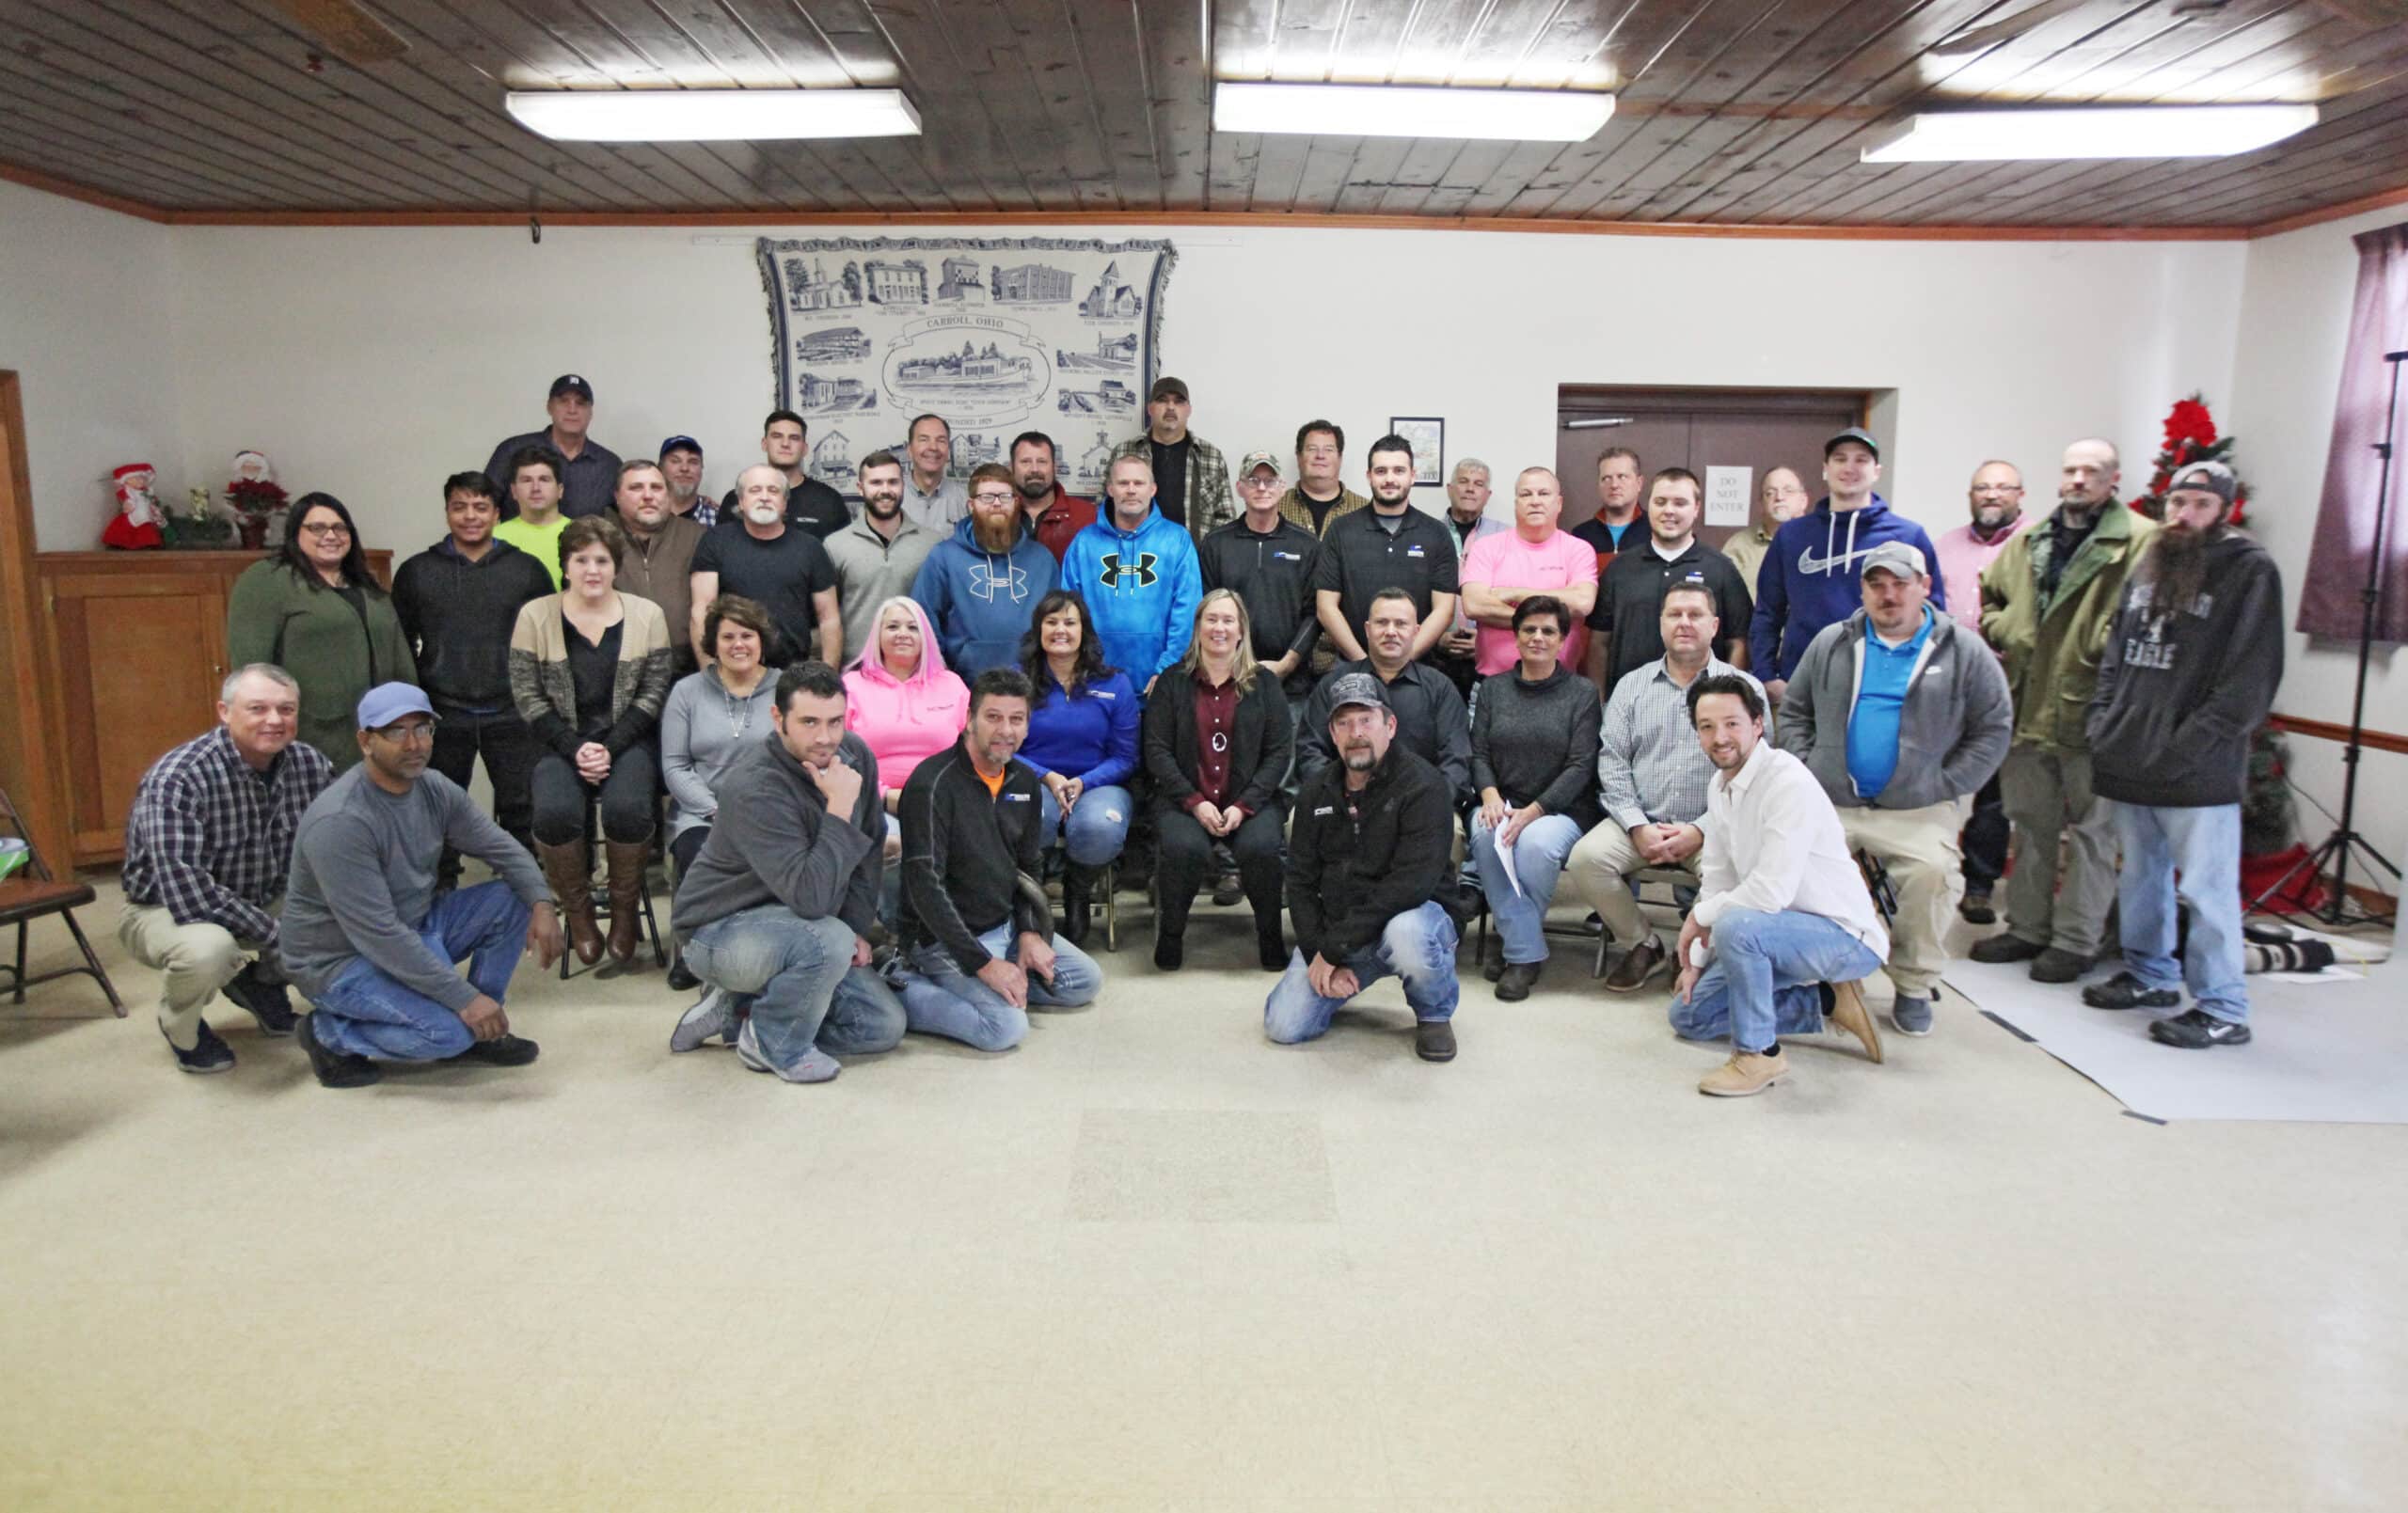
[2299,222,2408,642]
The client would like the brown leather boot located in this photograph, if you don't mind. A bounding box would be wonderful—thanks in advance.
[536,840,603,965]
[604,839,652,967]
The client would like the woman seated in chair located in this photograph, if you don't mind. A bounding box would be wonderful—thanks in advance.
[1140,588,1293,974]
[843,595,969,919]
[1467,594,1602,1001]
[510,515,675,969]
[1018,590,1139,945]
[660,593,784,879]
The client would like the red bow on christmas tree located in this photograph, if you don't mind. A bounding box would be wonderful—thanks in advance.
[2135,391,2249,528]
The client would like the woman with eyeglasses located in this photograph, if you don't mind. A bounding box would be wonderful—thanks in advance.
[227,492,418,772]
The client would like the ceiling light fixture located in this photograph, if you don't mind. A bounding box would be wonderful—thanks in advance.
[1861,103,2318,162]
[1213,82,1612,142]
[505,87,922,143]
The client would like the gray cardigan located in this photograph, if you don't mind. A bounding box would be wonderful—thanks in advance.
[659,666,786,842]
[1777,607,2013,811]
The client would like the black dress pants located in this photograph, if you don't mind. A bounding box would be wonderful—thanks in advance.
[1962,768,2010,891]
[429,706,538,883]
[1154,802,1283,937]
[531,744,658,846]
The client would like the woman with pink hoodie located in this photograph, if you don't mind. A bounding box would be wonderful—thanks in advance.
[843,594,971,846]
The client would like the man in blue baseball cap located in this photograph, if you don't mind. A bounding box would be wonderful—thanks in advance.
[278,683,563,1088]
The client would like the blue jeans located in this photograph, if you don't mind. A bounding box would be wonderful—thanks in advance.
[680,905,906,1070]
[1668,906,1884,1054]
[894,921,1103,1051]
[1264,902,1460,1043]
[309,882,531,1062]
[1038,782,1133,867]
[2115,802,2247,1024]
[1469,812,1586,965]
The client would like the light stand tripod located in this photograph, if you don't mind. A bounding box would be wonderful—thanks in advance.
[2254,347,2406,927]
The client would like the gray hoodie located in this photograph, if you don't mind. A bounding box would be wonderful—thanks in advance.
[670,730,882,947]
[1777,607,2013,812]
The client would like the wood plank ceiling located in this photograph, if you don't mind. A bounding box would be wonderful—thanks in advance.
[3,0,2406,229]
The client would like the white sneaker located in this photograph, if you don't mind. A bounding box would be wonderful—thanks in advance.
[670,987,736,1053]
[735,1017,840,1083]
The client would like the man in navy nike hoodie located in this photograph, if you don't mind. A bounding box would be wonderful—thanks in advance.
[911,463,1059,676]
[1750,428,1945,696]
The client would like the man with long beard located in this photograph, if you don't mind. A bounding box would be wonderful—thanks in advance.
[911,462,1058,674]
[2082,462,2283,1049]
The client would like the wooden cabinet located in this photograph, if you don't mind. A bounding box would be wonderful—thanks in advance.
[33,550,391,866]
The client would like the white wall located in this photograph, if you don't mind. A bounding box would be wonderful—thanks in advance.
[2231,202,2408,880]
[161,221,2242,559]
[0,180,181,550]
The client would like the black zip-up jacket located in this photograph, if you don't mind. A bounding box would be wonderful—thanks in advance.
[1294,659,1474,810]
[1140,669,1294,818]
[671,731,881,946]
[390,538,555,711]
[1469,664,1604,829]
[898,735,1052,972]
[2087,531,2284,808]
[1198,517,1323,671]
[1289,744,1454,964]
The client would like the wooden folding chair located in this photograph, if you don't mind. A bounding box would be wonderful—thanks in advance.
[0,782,124,1014]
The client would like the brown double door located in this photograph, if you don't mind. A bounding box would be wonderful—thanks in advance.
[1554,386,1867,550]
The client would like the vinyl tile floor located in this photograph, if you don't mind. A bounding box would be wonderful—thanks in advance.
[3,877,2403,1511]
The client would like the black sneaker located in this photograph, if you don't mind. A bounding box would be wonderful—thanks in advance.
[458,1033,541,1067]
[163,1019,236,1075]
[1970,933,2045,965]
[218,963,296,1036]
[2149,1009,2252,1049]
[665,958,700,992]
[1957,889,1997,926]
[296,1013,380,1089]
[2083,971,2181,1011]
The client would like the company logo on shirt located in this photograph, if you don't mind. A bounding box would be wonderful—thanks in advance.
[1404,545,1426,558]
[1797,544,1881,576]
[1099,551,1159,588]
[968,560,1031,603]
[1003,791,1033,802]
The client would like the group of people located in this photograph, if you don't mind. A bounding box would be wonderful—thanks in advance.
[114,370,2285,1096]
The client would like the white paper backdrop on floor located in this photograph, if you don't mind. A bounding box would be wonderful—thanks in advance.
[1946,954,2408,1124]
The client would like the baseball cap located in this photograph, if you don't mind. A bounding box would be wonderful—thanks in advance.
[549,373,594,402]
[1324,672,1390,716]
[1824,426,1879,461]
[1859,542,1926,580]
[1149,375,1190,403]
[1239,449,1282,478]
[660,434,703,459]
[356,683,435,732]
[2170,459,2238,506]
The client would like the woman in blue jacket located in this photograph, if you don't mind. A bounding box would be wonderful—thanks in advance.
[1017,590,1140,945]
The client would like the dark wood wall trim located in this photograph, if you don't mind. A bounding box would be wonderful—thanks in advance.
[2269,714,2408,757]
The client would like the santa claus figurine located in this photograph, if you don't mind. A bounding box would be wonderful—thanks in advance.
[103,462,166,550]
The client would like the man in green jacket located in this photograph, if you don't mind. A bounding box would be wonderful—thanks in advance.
[1972,438,2156,983]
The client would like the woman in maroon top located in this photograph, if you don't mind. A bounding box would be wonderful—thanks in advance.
[1138,588,1294,973]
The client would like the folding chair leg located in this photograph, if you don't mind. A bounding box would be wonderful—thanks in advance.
[60,909,125,1016]
[1103,861,1118,954]
[11,920,24,1005]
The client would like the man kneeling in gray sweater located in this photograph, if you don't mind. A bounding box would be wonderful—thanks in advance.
[667,661,906,1082]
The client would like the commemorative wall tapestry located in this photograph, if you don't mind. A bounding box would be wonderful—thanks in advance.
[757,235,1177,496]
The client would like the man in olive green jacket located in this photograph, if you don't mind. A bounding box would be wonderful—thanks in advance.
[1972,438,2156,983]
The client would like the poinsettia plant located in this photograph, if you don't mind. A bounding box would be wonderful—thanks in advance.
[224,477,288,523]
[2132,391,2250,527]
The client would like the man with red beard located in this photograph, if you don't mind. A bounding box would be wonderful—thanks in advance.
[2082,461,2283,1049]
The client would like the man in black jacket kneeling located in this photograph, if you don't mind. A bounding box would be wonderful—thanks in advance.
[1268,673,1463,1063]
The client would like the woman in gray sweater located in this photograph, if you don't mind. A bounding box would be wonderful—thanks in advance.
[1468,594,1604,1001]
[661,595,785,879]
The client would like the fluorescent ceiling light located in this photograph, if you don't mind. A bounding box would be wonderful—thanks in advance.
[1861,103,2317,163]
[1213,82,1611,141]
[505,88,921,143]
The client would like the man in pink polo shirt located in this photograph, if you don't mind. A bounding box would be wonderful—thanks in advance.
[1933,457,2033,922]
[1458,466,1601,676]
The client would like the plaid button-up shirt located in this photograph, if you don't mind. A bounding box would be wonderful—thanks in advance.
[120,727,334,945]
[1597,655,1762,831]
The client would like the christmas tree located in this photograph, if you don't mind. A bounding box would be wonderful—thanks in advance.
[2132,393,2250,526]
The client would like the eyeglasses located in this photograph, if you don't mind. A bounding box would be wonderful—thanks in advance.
[299,522,353,537]
[372,721,435,745]
[971,491,1017,505]
[1971,484,2023,496]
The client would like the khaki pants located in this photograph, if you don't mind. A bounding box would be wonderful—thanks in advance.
[1839,803,1962,999]
[1563,822,1703,945]
[118,906,267,1050]
[1998,744,2118,956]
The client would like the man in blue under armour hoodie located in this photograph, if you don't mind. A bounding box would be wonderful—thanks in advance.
[1060,452,1203,694]
[1749,427,1946,699]
[911,463,1058,675]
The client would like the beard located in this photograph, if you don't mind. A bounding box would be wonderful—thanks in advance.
[2143,525,2220,615]
[971,512,1018,553]
[1018,475,1054,501]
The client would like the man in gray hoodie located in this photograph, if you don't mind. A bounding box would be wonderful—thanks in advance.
[668,661,907,1082]
[1778,543,2013,1035]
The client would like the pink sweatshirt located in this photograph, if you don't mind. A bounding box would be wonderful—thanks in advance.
[842,597,970,796]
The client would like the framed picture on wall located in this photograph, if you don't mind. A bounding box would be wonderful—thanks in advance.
[1390,417,1445,487]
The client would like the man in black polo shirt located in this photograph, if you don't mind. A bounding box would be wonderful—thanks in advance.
[1199,449,1323,701]
[483,373,622,521]
[1293,588,1473,810]
[689,465,844,667]
[1311,433,1459,665]
[1588,466,1752,693]
[719,409,850,541]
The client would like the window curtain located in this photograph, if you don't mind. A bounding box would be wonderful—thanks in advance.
[2299,221,2408,642]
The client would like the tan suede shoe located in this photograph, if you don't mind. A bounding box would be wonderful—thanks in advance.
[1699,1047,1788,1097]
[1827,979,1884,1064]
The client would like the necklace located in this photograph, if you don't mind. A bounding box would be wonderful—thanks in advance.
[720,672,760,739]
